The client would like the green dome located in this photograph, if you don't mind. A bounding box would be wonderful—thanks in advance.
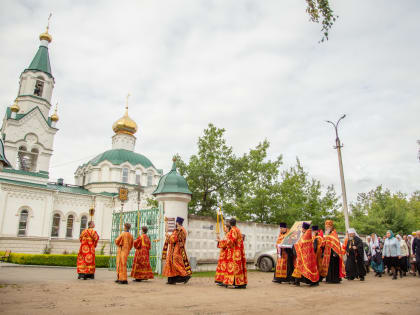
[86,149,156,169]
[153,159,192,195]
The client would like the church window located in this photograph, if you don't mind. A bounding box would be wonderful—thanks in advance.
[135,170,141,185]
[18,210,29,236]
[66,215,74,238]
[34,80,44,97]
[147,171,153,186]
[122,168,129,183]
[51,214,60,237]
[80,216,88,235]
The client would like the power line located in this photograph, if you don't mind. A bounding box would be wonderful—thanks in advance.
[51,154,97,168]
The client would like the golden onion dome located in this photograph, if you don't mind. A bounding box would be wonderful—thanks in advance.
[112,106,138,135]
[51,103,59,122]
[10,100,20,113]
[39,29,52,43]
[51,112,59,122]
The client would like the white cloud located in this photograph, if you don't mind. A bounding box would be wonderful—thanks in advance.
[0,0,419,203]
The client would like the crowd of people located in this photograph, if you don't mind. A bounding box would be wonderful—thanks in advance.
[74,216,420,289]
[366,231,420,279]
[273,221,420,286]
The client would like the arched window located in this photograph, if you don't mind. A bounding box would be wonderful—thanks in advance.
[147,171,153,186]
[51,213,60,237]
[80,216,88,235]
[34,80,44,97]
[18,210,29,236]
[122,167,129,183]
[66,215,74,238]
[135,170,141,185]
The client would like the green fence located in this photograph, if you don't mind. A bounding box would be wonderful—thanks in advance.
[109,206,164,274]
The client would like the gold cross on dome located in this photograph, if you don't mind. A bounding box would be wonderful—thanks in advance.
[47,13,52,31]
[126,93,130,109]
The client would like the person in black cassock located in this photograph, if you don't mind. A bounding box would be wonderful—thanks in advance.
[345,228,366,281]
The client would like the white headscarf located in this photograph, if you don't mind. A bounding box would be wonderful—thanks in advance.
[369,234,379,256]
[347,228,358,236]
[347,228,368,261]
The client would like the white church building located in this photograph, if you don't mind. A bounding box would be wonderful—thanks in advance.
[0,25,280,268]
[0,26,163,254]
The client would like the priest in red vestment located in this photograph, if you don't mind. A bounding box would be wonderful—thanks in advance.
[312,225,324,277]
[131,226,154,281]
[218,218,247,289]
[320,220,346,283]
[292,222,320,286]
[162,217,192,284]
[115,223,134,284]
[77,221,99,280]
[273,222,294,283]
[215,225,229,285]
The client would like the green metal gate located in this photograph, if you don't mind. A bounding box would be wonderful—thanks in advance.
[109,205,164,274]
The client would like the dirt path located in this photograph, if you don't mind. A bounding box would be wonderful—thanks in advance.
[0,266,419,314]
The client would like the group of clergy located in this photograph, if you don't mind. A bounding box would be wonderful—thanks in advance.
[76,217,193,285]
[76,221,154,284]
[273,220,366,286]
[75,217,364,287]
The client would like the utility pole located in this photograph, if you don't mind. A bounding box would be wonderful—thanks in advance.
[326,115,350,232]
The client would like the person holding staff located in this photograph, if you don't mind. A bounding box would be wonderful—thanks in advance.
[162,217,192,285]
[115,223,134,284]
[217,218,247,289]
[215,224,230,285]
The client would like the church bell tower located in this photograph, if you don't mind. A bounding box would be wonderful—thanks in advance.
[0,18,59,183]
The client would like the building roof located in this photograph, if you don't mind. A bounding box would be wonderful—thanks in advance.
[0,177,116,197]
[153,159,192,195]
[6,106,55,128]
[79,149,156,170]
[24,45,52,78]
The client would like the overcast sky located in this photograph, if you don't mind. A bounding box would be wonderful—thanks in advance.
[0,0,419,203]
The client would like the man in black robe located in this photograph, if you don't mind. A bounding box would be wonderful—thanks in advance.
[412,231,420,277]
[345,228,366,281]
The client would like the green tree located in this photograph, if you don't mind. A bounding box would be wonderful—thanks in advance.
[305,0,338,42]
[349,186,418,236]
[177,124,341,227]
[176,123,246,217]
[223,140,283,223]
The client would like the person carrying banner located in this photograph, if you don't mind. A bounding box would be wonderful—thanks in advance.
[215,224,230,285]
[131,226,154,281]
[163,217,192,285]
[312,225,324,276]
[77,221,99,280]
[292,222,320,286]
[273,222,294,284]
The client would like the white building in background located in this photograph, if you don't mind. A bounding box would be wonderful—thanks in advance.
[0,26,162,254]
[0,25,279,268]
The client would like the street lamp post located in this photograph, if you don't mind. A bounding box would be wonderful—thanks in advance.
[326,115,350,232]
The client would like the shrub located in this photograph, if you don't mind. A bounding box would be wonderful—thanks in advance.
[0,251,109,268]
